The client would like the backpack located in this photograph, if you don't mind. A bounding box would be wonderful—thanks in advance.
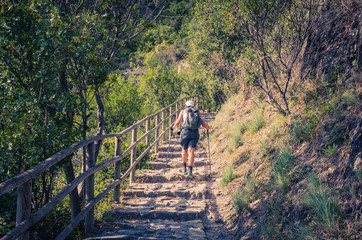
[183,107,202,130]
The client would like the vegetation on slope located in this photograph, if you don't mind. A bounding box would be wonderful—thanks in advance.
[208,1,361,239]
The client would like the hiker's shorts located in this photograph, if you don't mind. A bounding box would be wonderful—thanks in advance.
[180,129,199,149]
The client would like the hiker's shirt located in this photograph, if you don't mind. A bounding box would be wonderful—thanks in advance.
[182,109,188,125]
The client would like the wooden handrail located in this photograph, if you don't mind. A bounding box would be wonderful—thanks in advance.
[0,98,186,196]
[0,96,204,240]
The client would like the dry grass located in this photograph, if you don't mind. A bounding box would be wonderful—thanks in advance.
[207,88,357,239]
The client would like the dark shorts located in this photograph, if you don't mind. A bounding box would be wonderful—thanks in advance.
[180,129,199,149]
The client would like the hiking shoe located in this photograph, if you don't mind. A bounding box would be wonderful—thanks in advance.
[188,171,192,176]
[184,168,187,173]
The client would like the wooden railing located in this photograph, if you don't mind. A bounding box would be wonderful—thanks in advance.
[0,96,204,240]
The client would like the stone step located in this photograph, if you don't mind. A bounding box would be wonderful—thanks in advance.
[135,167,209,183]
[156,151,207,159]
[86,112,216,240]
[157,144,182,152]
[88,219,206,240]
[123,182,207,199]
[148,158,209,170]
[154,142,207,154]
[111,197,206,221]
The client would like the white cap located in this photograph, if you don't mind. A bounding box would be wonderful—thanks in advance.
[185,100,194,107]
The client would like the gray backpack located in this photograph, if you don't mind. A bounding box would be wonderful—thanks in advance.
[183,107,202,130]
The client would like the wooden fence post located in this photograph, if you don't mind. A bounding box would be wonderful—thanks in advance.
[130,127,137,185]
[16,180,32,240]
[155,114,159,154]
[169,105,173,139]
[146,118,150,157]
[162,110,166,141]
[175,102,179,130]
[113,137,122,203]
[85,142,95,236]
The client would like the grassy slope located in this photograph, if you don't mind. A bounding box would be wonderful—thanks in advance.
[210,90,360,239]
[208,4,361,240]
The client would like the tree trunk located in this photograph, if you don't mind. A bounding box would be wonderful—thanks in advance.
[94,87,104,162]
[58,62,82,218]
[63,159,81,219]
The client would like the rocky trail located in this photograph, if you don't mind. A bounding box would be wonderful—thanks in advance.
[85,112,235,240]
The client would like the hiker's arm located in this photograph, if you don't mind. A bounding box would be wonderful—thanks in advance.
[172,111,183,129]
[199,112,210,130]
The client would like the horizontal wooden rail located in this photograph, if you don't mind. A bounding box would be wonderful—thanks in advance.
[56,126,165,240]
[0,96,204,240]
[0,98,188,196]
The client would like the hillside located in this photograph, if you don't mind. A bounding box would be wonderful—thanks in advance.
[206,2,361,239]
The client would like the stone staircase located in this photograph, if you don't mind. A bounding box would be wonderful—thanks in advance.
[86,113,218,240]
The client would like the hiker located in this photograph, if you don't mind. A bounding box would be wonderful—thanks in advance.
[171,100,210,175]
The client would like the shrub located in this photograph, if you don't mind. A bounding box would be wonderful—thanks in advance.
[354,167,362,182]
[233,190,251,214]
[292,225,318,240]
[290,89,358,144]
[322,144,338,157]
[302,174,343,230]
[341,89,357,106]
[221,162,234,186]
[259,140,268,155]
[232,177,256,214]
[230,120,247,149]
[249,108,265,133]
[288,110,320,143]
[272,147,295,192]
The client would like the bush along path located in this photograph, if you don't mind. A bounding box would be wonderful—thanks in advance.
[85,112,233,240]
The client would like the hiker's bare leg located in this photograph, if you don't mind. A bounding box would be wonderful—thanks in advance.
[188,147,196,166]
[182,148,188,164]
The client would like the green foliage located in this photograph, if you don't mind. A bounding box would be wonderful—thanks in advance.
[272,147,295,192]
[289,164,312,184]
[261,211,286,240]
[102,212,117,222]
[230,120,247,150]
[302,174,343,230]
[233,177,256,215]
[0,191,16,235]
[259,140,268,156]
[221,162,234,186]
[0,1,83,233]
[354,167,362,182]
[104,75,147,133]
[291,224,318,240]
[194,0,318,115]
[322,144,338,157]
[289,88,357,144]
[288,109,320,143]
[249,108,265,133]
[233,190,251,215]
[0,0,170,237]
[138,63,183,107]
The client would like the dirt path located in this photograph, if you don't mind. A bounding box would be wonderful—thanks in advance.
[86,112,235,240]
